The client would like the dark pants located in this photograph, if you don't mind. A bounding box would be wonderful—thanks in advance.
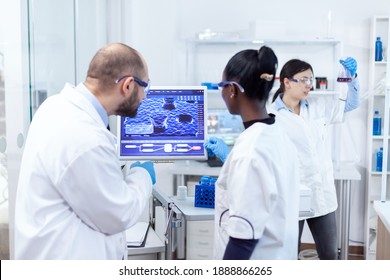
[298,211,338,260]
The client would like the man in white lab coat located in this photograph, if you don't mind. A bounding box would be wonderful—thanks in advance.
[14,43,155,259]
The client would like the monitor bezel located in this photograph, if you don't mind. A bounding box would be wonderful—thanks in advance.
[116,85,208,161]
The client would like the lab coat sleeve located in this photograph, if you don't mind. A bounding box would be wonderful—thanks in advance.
[56,144,152,235]
[324,76,360,123]
[226,156,277,240]
[344,76,360,112]
[223,237,258,260]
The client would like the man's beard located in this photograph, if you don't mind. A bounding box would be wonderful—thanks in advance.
[115,88,141,117]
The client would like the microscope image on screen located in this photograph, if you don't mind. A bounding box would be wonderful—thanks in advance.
[123,97,199,137]
[117,87,207,160]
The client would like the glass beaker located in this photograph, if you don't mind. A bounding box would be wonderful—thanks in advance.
[337,63,352,83]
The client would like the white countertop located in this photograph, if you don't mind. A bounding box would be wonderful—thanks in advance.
[170,160,221,176]
[333,162,361,181]
[168,161,360,222]
[374,201,390,232]
[171,160,361,181]
[127,227,165,256]
[172,196,215,221]
[171,195,313,220]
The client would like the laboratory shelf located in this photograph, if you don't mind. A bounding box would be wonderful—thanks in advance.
[370,171,390,175]
[365,15,390,260]
[207,89,340,96]
[186,36,343,99]
[372,135,386,140]
[187,38,341,46]
[308,90,339,96]
[370,195,390,203]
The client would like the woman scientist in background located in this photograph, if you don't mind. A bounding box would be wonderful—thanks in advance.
[270,58,360,259]
[205,46,301,260]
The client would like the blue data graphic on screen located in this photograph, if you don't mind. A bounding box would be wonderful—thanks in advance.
[117,86,207,160]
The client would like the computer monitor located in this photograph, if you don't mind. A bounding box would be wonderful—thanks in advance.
[117,86,207,161]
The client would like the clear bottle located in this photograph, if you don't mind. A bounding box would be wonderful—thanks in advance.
[376,147,383,172]
[177,185,187,200]
[373,110,382,136]
[337,62,352,83]
[375,37,383,62]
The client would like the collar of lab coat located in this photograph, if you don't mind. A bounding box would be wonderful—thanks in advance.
[61,83,108,129]
[75,83,109,127]
[273,93,309,113]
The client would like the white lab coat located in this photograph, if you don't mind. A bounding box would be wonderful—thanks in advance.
[270,95,346,218]
[214,121,300,260]
[15,83,152,259]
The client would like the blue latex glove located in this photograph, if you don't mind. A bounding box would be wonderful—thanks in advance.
[339,57,357,77]
[204,137,230,163]
[130,161,156,185]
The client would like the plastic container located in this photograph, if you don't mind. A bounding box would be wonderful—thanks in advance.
[194,176,216,208]
[177,185,187,200]
[315,77,328,90]
[373,110,382,136]
[375,37,383,62]
[199,176,211,185]
[376,147,383,172]
[209,177,218,186]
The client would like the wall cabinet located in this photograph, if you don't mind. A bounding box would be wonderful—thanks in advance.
[365,15,390,260]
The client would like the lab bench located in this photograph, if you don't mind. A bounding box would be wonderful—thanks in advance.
[334,162,361,260]
[127,227,165,260]
[170,196,214,260]
[171,160,220,186]
[168,160,361,260]
[152,185,315,260]
[373,201,390,259]
[152,190,215,260]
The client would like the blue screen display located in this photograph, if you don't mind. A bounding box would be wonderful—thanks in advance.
[118,86,207,160]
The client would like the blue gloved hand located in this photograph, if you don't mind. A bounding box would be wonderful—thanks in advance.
[130,161,156,185]
[204,137,230,163]
[339,57,357,77]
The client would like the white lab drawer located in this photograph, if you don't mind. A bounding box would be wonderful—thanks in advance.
[186,220,214,236]
[187,234,214,248]
[186,220,214,259]
[186,247,214,260]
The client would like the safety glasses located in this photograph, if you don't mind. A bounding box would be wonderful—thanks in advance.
[115,75,151,95]
[217,81,245,93]
[288,77,314,86]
